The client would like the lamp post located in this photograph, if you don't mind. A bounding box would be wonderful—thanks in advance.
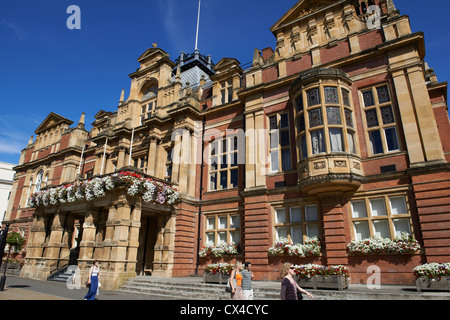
[0,223,10,291]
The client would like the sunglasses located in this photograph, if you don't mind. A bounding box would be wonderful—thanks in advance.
[289,267,295,270]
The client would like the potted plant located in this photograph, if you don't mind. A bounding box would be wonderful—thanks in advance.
[293,264,349,291]
[199,242,239,258]
[413,263,450,292]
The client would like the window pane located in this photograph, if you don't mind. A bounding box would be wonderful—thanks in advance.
[276,208,287,224]
[380,106,394,124]
[280,113,289,128]
[230,169,238,188]
[347,131,356,154]
[276,227,288,240]
[327,107,341,125]
[218,231,227,244]
[342,89,351,107]
[370,198,387,216]
[269,115,277,130]
[352,200,367,218]
[329,128,344,152]
[222,139,227,153]
[385,127,399,151]
[230,152,238,167]
[230,231,240,245]
[363,90,375,107]
[281,149,292,171]
[230,215,240,228]
[369,130,383,154]
[309,108,323,127]
[345,110,353,127]
[218,216,227,229]
[301,135,308,159]
[210,173,217,190]
[306,224,319,239]
[307,88,321,106]
[207,217,215,230]
[390,196,407,215]
[271,150,279,171]
[290,207,302,223]
[211,156,218,170]
[297,114,305,132]
[311,130,325,154]
[377,85,391,103]
[373,220,390,239]
[365,109,379,128]
[270,131,279,149]
[221,154,227,169]
[354,221,370,240]
[280,130,290,147]
[393,218,411,238]
[324,87,339,104]
[305,205,318,221]
[206,232,215,245]
[296,95,304,113]
[220,171,227,189]
[291,226,303,244]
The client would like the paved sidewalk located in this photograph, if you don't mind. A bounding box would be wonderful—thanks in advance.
[1,275,449,300]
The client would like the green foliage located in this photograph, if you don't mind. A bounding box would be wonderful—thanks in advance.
[6,232,26,252]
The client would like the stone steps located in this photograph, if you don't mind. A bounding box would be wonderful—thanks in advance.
[118,277,280,300]
[117,276,450,300]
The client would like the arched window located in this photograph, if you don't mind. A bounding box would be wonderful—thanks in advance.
[34,171,44,193]
[26,178,33,207]
[140,84,158,125]
[142,85,158,101]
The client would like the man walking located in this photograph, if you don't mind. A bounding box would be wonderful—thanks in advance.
[241,262,254,300]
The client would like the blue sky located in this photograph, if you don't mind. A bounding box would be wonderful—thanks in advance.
[0,0,449,165]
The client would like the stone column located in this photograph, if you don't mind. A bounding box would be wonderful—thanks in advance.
[147,138,158,176]
[152,215,166,277]
[44,209,66,263]
[21,209,47,279]
[78,207,98,269]
[126,201,142,274]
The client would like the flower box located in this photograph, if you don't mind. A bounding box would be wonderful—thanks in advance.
[296,275,349,291]
[416,277,450,292]
[203,272,228,284]
[293,264,349,291]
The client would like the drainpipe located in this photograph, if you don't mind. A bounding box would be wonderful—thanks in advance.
[194,105,207,275]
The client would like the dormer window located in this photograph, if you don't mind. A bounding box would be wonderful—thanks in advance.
[220,80,233,105]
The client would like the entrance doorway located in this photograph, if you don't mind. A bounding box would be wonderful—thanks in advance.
[136,215,158,275]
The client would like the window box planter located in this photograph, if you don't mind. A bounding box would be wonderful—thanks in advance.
[414,263,450,292]
[416,277,450,292]
[203,272,228,284]
[296,274,349,291]
[293,264,349,291]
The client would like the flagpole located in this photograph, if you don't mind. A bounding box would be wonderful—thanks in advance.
[195,0,201,51]
[100,138,108,175]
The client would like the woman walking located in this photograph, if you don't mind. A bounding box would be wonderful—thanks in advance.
[280,262,313,300]
[84,260,100,300]
[230,261,245,300]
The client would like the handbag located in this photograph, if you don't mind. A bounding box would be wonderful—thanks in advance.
[225,278,232,293]
[297,288,303,300]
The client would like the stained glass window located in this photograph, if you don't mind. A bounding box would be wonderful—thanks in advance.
[380,106,394,124]
[297,114,305,132]
[377,85,390,104]
[342,89,351,107]
[309,108,322,127]
[363,90,375,107]
[345,110,354,128]
[307,88,320,106]
[327,107,341,125]
[365,109,379,128]
[324,87,339,104]
[296,95,304,113]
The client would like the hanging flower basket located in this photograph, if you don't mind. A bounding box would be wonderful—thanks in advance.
[28,171,179,208]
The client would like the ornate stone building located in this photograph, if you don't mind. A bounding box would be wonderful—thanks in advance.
[4,0,450,290]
